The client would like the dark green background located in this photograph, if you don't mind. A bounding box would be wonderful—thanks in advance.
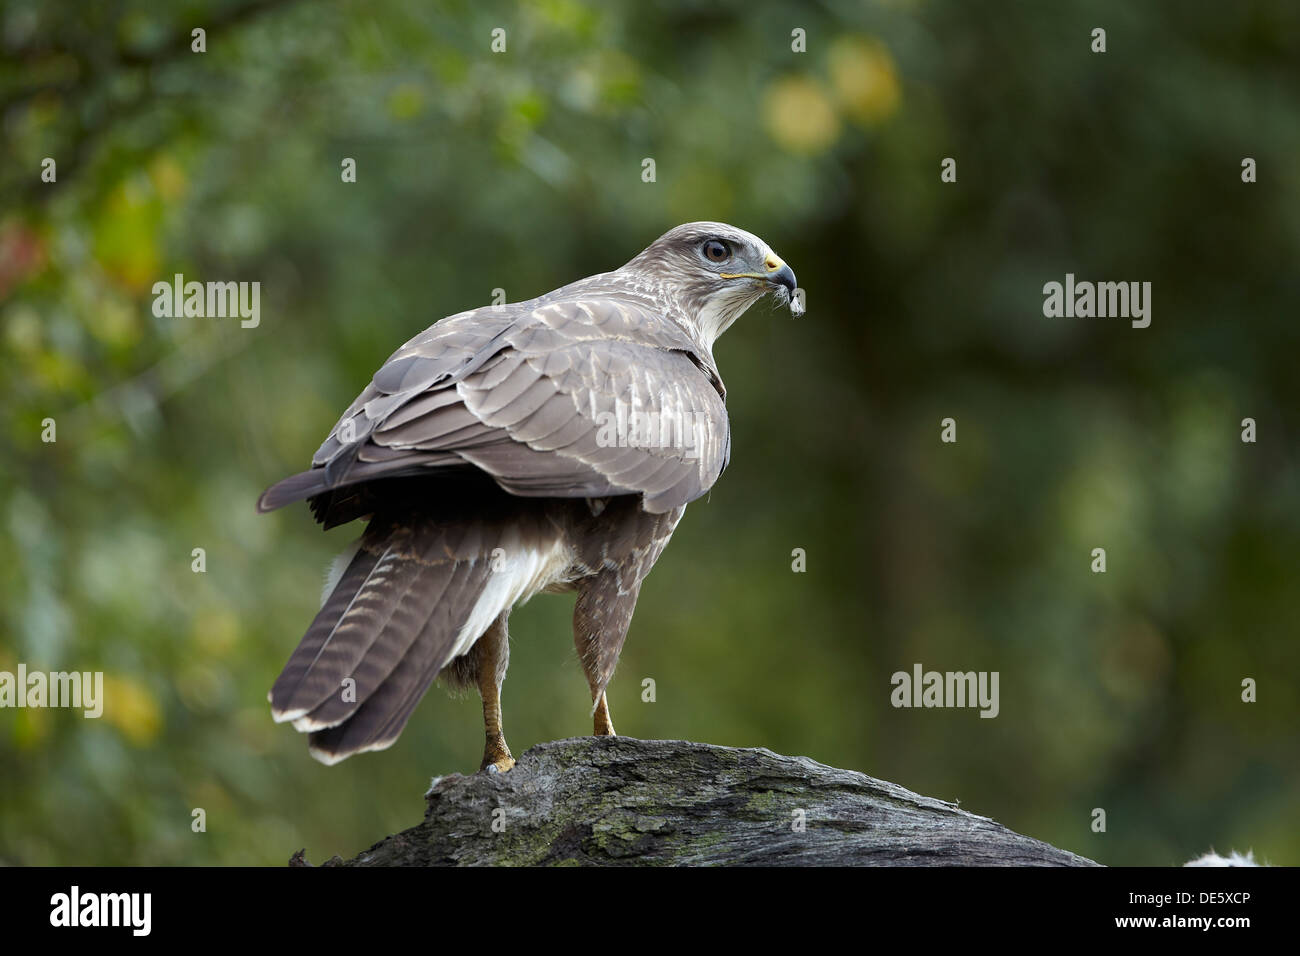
[2,0,1296,866]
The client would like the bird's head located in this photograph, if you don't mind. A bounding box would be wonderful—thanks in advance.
[621,221,801,349]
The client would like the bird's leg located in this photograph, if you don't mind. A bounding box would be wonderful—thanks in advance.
[574,614,617,736]
[570,507,681,740]
[575,574,640,738]
[474,612,515,772]
[592,690,616,737]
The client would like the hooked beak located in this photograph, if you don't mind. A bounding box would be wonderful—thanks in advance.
[720,252,798,294]
[768,262,797,296]
[763,253,800,315]
[760,251,797,295]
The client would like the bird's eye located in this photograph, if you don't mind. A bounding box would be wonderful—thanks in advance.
[702,239,730,263]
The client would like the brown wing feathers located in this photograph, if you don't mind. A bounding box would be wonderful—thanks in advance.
[257,299,730,522]
[269,514,509,764]
[307,556,494,763]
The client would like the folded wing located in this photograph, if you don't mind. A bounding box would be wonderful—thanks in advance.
[257,295,730,518]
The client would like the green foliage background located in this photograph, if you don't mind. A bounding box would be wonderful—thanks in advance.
[1,0,1296,866]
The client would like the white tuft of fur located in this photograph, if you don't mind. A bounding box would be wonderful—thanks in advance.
[445,533,570,663]
[1184,849,1260,867]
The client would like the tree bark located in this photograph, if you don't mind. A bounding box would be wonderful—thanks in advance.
[293,736,1098,867]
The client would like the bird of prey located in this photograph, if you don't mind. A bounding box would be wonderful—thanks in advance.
[258,221,800,771]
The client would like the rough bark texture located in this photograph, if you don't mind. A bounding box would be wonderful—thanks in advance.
[297,737,1098,867]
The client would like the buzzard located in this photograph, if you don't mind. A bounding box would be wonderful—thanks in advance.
[258,222,799,770]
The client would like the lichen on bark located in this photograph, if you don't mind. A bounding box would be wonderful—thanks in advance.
[291,737,1098,867]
